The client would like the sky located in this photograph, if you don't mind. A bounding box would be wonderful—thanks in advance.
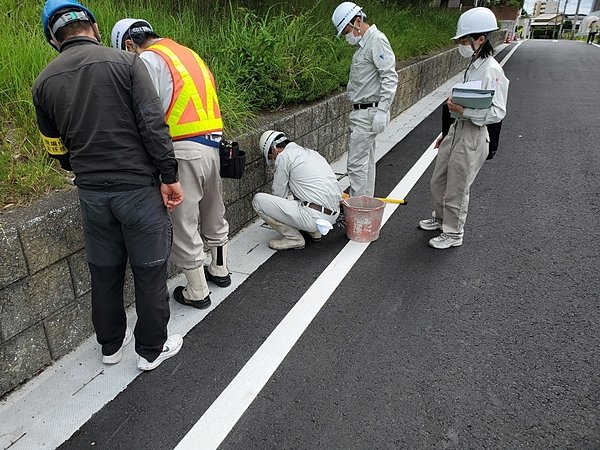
[522,0,594,15]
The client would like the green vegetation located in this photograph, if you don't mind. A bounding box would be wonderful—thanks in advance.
[0,0,458,208]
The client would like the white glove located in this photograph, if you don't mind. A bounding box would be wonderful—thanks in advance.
[371,109,388,134]
[315,219,334,235]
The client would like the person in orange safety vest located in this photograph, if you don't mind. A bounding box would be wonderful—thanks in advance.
[111,18,232,310]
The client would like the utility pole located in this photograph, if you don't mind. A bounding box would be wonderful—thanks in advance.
[572,0,583,38]
[559,0,569,37]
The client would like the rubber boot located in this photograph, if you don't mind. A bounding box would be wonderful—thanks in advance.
[205,244,231,288]
[173,268,211,309]
[262,215,305,250]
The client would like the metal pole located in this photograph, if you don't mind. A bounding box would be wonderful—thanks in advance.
[559,0,569,37]
[572,0,582,39]
[554,3,560,38]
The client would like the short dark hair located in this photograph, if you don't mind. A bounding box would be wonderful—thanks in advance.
[469,33,494,59]
[275,139,291,150]
[349,13,368,26]
[55,20,93,43]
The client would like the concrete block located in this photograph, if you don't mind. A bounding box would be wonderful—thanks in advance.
[225,194,255,235]
[327,94,351,120]
[0,261,73,342]
[0,219,28,290]
[0,324,52,398]
[294,108,313,139]
[296,129,318,151]
[222,177,241,207]
[236,130,262,165]
[67,249,90,298]
[317,122,335,151]
[333,115,349,140]
[313,102,328,130]
[0,279,29,343]
[0,262,76,342]
[44,293,93,360]
[273,114,296,141]
[239,159,266,198]
[18,189,84,274]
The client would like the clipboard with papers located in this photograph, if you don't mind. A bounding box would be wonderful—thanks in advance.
[450,81,494,117]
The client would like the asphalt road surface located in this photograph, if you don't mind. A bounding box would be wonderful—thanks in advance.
[11,40,600,450]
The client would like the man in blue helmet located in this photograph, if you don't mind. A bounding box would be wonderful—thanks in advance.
[33,0,185,371]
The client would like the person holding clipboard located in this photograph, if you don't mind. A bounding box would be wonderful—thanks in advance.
[419,7,509,249]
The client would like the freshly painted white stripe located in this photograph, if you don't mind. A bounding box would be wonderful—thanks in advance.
[499,41,522,67]
[175,139,440,450]
[177,43,519,449]
[0,43,515,450]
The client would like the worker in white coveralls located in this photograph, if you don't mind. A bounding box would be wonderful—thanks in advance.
[111,19,231,309]
[252,131,343,251]
[332,2,398,197]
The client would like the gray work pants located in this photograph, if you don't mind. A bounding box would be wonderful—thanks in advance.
[169,141,229,270]
[252,193,339,232]
[348,108,378,197]
[430,121,489,238]
[78,185,171,362]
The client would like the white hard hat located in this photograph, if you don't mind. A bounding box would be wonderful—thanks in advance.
[111,18,152,50]
[332,2,363,37]
[452,7,498,40]
[260,130,288,165]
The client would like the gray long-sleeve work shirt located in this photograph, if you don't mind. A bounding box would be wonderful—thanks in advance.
[346,24,398,113]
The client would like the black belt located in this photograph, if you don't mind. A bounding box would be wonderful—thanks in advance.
[177,134,222,148]
[353,102,378,110]
[302,201,336,216]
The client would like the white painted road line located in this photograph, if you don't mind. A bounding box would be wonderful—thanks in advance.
[0,43,516,450]
[175,139,440,450]
[176,42,519,450]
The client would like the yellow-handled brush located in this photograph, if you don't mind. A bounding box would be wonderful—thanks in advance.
[376,197,407,205]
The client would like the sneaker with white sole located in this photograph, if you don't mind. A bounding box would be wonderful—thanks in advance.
[102,327,133,365]
[137,334,183,371]
[419,217,443,231]
[429,233,463,249]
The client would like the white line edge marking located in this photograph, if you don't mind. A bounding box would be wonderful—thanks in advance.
[176,42,520,450]
[175,143,439,450]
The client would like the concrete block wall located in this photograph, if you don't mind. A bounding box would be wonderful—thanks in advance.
[0,32,505,398]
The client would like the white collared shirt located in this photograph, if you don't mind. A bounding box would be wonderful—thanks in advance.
[461,56,509,126]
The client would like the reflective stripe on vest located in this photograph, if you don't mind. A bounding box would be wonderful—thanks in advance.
[146,39,223,140]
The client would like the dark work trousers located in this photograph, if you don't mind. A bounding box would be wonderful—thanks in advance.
[78,185,172,362]
[587,32,597,44]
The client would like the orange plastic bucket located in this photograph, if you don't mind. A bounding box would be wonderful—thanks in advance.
[342,196,386,243]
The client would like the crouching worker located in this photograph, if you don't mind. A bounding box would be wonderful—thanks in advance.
[253,131,342,250]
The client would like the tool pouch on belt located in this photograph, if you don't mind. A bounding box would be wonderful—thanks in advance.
[219,140,246,179]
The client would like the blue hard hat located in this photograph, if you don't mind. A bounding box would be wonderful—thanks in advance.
[42,0,96,43]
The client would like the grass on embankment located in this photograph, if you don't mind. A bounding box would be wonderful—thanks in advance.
[0,0,459,209]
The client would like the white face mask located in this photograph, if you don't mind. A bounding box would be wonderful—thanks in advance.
[345,31,361,46]
[458,43,474,58]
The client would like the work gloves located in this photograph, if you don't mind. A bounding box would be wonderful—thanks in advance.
[371,109,389,134]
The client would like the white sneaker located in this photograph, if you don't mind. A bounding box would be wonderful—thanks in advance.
[102,327,133,365]
[429,233,463,249]
[419,217,443,231]
[137,334,183,371]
